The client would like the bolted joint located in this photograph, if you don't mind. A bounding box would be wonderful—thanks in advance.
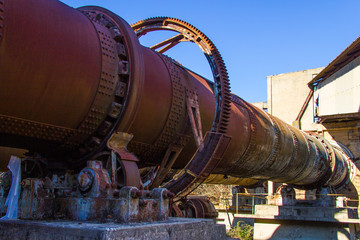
[0,171,11,191]
[139,199,147,207]
[20,179,32,188]
[162,190,175,199]
[130,188,142,198]
[145,191,152,198]
[77,169,94,192]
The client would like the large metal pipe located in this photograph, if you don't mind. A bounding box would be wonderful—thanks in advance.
[0,0,355,190]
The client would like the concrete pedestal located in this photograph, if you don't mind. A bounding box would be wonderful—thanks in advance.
[235,205,360,240]
[0,218,228,240]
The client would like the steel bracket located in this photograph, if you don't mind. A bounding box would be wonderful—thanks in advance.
[186,90,204,149]
[164,132,231,199]
[107,132,141,188]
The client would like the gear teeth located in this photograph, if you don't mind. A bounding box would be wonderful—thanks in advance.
[131,16,232,134]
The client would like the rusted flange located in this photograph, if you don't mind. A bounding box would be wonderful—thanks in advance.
[71,6,145,165]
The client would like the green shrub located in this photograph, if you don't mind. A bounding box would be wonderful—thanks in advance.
[227,221,253,240]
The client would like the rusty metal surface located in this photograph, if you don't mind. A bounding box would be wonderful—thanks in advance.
[78,161,111,198]
[71,7,144,163]
[0,171,10,214]
[150,144,183,189]
[77,7,146,140]
[19,186,170,222]
[0,0,3,44]
[210,93,354,190]
[61,19,119,151]
[0,0,102,148]
[203,174,260,186]
[0,115,76,145]
[126,51,186,165]
[0,1,147,167]
[131,17,232,135]
[107,132,141,188]
[174,196,217,219]
[0,0,134,164]
[164,132,231,198]
[0,0,357,224]
[186,89,204,149]
[10,159,170,223]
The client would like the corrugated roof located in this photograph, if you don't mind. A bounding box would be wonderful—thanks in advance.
[308,35,360,88]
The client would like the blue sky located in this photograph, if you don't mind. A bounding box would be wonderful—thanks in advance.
[60,0,360,103]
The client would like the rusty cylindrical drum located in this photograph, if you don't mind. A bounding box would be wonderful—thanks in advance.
[0,0,355,190]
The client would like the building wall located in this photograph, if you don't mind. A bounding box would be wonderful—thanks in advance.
[267,67,324,131]
[315,56,360,116]
[267,66,360,159]
[267,65,360,203]
[252,101,267,112]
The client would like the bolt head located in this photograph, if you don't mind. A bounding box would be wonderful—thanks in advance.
[77,169,94,191]
[130,189,142,198]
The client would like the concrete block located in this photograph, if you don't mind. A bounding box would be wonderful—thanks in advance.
[254,221,353,240]
[0,218,228,240]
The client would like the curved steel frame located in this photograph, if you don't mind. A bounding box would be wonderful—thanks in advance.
[131,17,231,134]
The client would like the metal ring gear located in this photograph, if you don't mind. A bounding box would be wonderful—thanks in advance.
[131,17,231,134]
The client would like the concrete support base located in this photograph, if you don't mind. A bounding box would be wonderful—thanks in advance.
[0,218,228,240]
[236,205,360,240]
[254,220,354,240]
